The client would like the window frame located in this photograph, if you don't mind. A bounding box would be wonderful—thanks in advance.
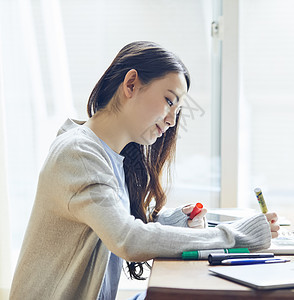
[219,0,240,207]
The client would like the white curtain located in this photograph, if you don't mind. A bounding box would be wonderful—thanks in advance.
[0,46,11,300]
[0,0,75,295]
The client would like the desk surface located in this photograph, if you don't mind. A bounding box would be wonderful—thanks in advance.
[146,257,294,300]
[146,210,294,299]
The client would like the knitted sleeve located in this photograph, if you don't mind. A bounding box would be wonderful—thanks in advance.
[155,207,271,250]
[155,206,189,227]
[217,213,272,251]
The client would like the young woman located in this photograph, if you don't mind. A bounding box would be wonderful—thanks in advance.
[9,41,279,300]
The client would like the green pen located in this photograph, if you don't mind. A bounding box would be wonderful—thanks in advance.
[182,248,249,260]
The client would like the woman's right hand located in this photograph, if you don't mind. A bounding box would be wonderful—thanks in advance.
[265,212,280,238]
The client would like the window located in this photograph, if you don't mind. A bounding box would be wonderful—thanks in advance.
[238,0,294,209]
[58,0,221,209]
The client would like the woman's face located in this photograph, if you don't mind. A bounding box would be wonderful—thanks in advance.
[128,72,187,145]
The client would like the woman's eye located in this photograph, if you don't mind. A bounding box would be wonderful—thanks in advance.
[165,97,173,107]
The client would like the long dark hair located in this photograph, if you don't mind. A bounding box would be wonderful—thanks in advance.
[87,41,190,279]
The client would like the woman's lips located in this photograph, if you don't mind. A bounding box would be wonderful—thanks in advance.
[156,124,163,136]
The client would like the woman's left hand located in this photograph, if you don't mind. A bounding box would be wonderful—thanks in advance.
[182,204,208,229]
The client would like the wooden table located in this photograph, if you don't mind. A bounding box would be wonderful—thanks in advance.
[146,210,294,299]
[146,257,294,299]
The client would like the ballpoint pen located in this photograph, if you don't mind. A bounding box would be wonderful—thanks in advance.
[221,258,290,265]
[208,253,274,265]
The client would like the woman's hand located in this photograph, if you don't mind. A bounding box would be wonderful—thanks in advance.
[182,204,208,229]
[265,212,280,238]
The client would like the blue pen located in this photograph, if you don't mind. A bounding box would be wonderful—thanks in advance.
[221,258,290,265]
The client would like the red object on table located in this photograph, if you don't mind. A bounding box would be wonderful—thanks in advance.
[189,203,203,219]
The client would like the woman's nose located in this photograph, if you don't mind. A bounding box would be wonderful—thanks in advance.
[164,108,177,127]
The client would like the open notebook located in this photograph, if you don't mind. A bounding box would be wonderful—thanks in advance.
[209,262,294,290]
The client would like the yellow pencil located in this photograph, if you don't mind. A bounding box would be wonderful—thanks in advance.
[254,188,268,214]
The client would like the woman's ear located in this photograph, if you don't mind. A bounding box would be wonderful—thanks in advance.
[123,69,139,98]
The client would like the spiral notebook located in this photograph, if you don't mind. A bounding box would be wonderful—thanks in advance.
[209,262,294,290]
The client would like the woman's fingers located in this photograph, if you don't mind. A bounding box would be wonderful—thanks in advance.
[182,204,195,215]
[265,212,278,224]
[182,205,207,219]
[188,208,207,228]
[265,212,280,238]
[181,204,208,228]
[192,207,207,219]
[270,222,280,238]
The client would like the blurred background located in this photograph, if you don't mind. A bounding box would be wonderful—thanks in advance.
[0,0,293,298]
